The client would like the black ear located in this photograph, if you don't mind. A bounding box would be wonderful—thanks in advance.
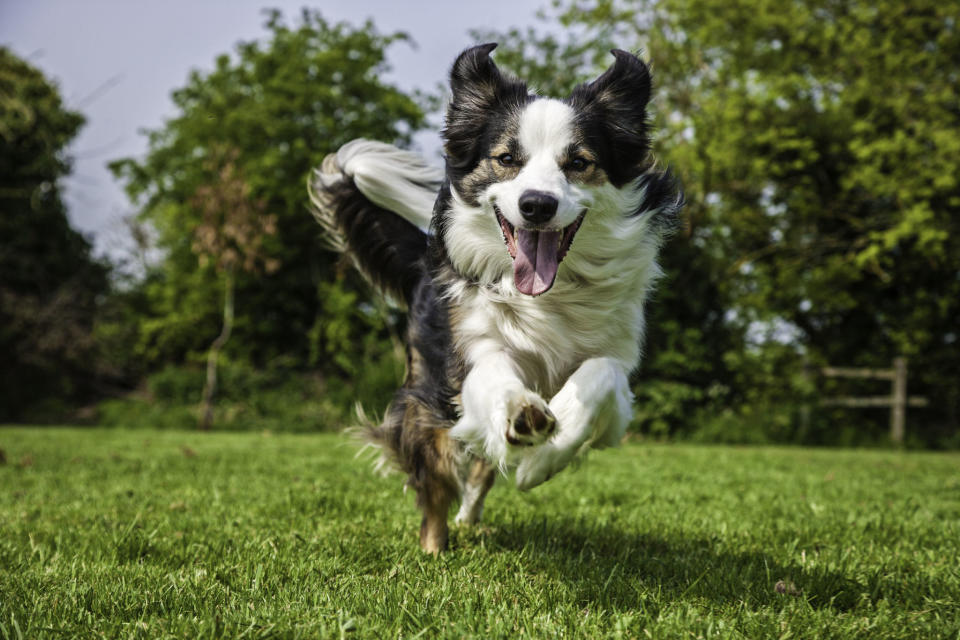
[570,50,654,186]
[449,42,501,101]
[443,43,528,169]
[580,49,652,112]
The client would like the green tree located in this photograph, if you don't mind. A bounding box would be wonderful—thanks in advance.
[189,146,279,430]
[108,10,426,401]
[0,47,109,421]
[485,0,960,444]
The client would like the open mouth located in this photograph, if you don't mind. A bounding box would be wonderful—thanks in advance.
[495,205,585,296]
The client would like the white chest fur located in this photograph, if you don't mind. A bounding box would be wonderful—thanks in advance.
[444,177,665,394]
[449,229,661,397]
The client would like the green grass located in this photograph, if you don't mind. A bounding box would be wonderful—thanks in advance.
[1,428,958,639]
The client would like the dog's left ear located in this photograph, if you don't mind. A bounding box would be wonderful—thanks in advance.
[579,49,652,112]
[570,50,653,185]
[444,43,528,170]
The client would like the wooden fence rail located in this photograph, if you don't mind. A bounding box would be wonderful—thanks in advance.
[820,357,928,444]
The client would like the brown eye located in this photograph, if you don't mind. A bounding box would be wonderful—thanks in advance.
[496,153,515,167]
[569,156,590,171]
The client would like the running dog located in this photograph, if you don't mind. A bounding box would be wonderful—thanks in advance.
[310,43,681,552]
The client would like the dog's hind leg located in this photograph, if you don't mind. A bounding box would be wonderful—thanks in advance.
[410,425,461,554]
[454,457,497,526]
[368,400,461,553]
[418,477,455,554]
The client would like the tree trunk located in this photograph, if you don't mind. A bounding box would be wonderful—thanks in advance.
[198,268,235,431]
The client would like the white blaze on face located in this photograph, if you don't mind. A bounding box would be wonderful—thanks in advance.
[490,99,584,230]
[518,99,575,175]
[483,99,592,296]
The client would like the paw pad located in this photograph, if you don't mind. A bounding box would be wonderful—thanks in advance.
[506,403,556,446]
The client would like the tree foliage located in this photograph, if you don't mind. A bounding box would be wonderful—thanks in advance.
[107,10,426,394]
[187,147,279,429]
[0,47,109,420]
[482,0,960,444]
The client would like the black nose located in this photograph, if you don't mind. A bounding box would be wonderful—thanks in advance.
[518,190,558,224]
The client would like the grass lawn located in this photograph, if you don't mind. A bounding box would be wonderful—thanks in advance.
[1,428,958,639]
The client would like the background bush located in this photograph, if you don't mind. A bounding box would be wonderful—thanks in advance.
[3,3,956,448]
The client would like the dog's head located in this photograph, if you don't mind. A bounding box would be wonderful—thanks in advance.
[439,43,659,297]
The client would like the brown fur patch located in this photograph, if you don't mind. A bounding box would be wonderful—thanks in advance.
[413,427,460,553]
[464,456,496,489]
[460,127,613,199]
[369,395,461,553]
[459,127,524,203]
[561,147,609,186]
[452,456,498,527]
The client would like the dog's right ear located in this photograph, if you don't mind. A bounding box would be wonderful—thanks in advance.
[443,43,527,169]
[569,50,653,186]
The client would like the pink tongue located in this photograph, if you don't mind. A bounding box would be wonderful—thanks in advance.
[514,228,561,296]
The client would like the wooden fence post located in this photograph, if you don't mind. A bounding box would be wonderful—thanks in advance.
[820,356,925,444]
[891,357,907,445]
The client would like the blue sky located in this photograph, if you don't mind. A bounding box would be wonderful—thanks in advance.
[1,0,545,259]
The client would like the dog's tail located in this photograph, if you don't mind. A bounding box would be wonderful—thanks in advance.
[309,139,444,306]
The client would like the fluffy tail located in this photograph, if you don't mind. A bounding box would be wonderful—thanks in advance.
[309,139,444,305]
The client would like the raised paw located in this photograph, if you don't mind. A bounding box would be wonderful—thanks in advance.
[505,392,556,447]
[515,443,567,491]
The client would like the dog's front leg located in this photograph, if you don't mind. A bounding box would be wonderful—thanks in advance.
[451,351,556,468]
[515,357,632,490]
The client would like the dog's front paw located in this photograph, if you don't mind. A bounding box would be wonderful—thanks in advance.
[515,444,564,490]
[504,391,556,447]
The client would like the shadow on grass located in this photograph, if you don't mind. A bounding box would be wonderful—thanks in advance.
[475,518,869,612]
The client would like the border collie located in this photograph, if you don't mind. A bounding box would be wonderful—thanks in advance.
[310,44,681,552]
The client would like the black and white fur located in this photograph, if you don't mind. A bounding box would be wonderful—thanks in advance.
[310,44,681,552]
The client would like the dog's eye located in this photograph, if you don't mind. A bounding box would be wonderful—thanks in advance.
[569,157,591,171]
[496,153,515,167]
